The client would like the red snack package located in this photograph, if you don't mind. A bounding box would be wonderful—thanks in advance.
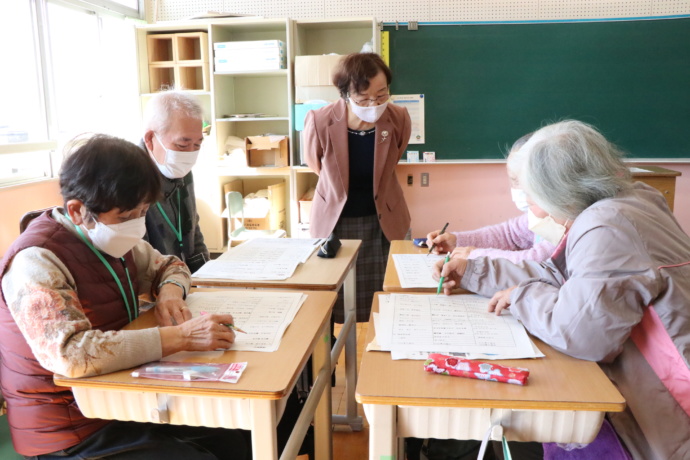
[423,353,529,385]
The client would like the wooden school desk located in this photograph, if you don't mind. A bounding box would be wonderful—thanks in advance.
[383,240,470,294]
[356,293,626,460]
[631,164,681,211]
[192,239,363,430]
[55,290,337,460]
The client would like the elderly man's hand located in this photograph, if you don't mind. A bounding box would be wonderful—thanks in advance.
[155,283,192,326]
[426,231,457,255]
[432,257,468,295]
[488,286,517,315]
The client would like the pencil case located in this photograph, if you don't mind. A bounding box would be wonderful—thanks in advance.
[317,233,341,258]
[423,353,529,385]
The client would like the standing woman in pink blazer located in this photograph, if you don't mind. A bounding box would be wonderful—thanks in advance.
[303,52,412,323]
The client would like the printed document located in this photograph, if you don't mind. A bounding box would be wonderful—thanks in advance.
[392,253,444,288]
[192,237,322,280]
[376,294,541,359]
[183,291,306,352]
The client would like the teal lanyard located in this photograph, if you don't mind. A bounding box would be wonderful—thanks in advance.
[74,224,138,322]
[156,189,183,251]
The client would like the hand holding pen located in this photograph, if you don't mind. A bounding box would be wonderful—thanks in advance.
[426,222,453,255]
[433,256,469,295]
[200,311,247,334]
[437,253,451,294]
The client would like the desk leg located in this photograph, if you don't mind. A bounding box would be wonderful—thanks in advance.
[366,404,397,460]
[331,264,364,431]
[314,320,333,460]
[250,399,278,460]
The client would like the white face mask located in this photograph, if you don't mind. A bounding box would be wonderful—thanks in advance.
[510,188,530,212]
[83,216,147,258]
[153,134,200,179]
[349,99,389,123]
[527,209,568,246]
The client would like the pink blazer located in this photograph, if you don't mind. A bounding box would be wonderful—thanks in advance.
[303,98,412,240]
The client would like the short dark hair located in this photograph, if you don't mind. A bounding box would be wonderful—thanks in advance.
[332,53,392,99]
[60,134,161,214]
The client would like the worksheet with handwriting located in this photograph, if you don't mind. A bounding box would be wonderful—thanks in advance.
[378,294,537,358]
[184,291,306,352]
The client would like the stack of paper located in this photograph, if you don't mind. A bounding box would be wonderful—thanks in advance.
[371,294,543,360]
[192,237,322,280]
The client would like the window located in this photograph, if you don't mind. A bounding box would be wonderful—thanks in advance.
[0,0,142,186]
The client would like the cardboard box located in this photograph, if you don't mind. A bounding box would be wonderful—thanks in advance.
[294,55,344,103]
[245,135,289,167]
[298,187,315,224]
[295,55,343,86]
[223,179,286,232]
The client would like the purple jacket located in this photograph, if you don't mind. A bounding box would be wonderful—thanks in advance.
[452,213,556,263]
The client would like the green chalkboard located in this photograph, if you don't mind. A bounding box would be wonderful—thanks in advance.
[385,18,690,160]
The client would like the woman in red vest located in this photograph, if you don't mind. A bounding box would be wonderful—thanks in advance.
[0,134,249,459]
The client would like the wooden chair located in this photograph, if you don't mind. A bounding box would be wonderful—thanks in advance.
[19,207,55,233]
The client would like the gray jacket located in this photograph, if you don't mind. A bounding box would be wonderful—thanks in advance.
[461,182,690,460]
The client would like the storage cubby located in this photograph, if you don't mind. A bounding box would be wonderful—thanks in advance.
[147,34,175,63]
[148,64,175,92]
[177,64,209,91]
[176,32,208,63]
[136,18,377,251]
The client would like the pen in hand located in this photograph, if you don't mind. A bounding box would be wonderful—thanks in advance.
[200,311,247,334]
[437,253,451,295]
[222,323,247,334]
[428,222,450,255]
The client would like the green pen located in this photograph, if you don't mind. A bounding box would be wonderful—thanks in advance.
[437,253,451,295]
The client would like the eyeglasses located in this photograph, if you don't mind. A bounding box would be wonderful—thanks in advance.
[348,92,390,107]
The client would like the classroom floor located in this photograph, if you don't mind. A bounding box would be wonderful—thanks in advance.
[331,322,370,460]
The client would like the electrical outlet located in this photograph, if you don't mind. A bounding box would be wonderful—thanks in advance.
[407,174,413,186]
[421,172,429,187]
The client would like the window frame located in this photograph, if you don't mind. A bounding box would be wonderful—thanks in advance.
[0,0,143,188]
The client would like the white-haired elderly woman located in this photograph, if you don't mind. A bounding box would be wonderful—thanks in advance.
[434,120,690,460]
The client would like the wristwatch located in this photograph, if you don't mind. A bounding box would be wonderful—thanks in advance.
[157,279,187,299]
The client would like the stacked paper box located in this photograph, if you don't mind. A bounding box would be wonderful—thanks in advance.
[214,40,286,72]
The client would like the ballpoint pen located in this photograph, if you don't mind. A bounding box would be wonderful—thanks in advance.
[428,222,450,255]
[437,253,451,295]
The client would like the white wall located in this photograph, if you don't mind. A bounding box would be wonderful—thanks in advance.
[145,0,690,23]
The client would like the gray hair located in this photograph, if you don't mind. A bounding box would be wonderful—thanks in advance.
[143,91,203,134]
[520,120,632,220]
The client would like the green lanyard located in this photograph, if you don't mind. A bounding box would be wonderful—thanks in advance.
[156,189,183,251]
[74,224,138,322]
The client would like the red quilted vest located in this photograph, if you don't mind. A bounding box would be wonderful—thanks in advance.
[0,211,139,456]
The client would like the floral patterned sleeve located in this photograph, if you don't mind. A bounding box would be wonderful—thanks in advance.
[130,240,191,299]
[1,247,162,378]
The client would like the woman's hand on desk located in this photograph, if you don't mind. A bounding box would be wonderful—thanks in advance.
[159,313,237,356]
[488,286,517,315]
[426,231,457,254]
[155,283,192,327]
[432,257,468,295]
